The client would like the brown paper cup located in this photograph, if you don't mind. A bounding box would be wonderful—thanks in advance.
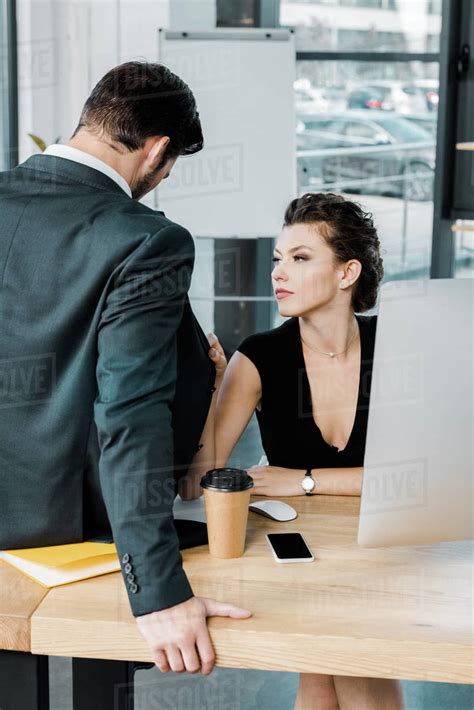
[203,488,251,558]
[200,468,254,559]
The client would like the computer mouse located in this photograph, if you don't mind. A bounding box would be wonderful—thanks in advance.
[249,500,298,522]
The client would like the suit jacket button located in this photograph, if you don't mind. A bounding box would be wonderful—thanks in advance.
[124,563,132,574]
[129,583,138,594]
[195,443,204,452]
[126,573,135,583]
[210,385,216,393]
[121,553,130,564]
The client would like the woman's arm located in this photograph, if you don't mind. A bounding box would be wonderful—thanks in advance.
[179,350,262,498]
[177,373,223,501]
[313,467,363,496]
[246,464,363,497]
[178,337,262,499]
[214,352,262,468]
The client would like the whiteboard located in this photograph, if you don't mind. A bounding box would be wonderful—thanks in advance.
[156,28,296,238]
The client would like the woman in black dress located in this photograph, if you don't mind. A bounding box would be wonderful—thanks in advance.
[213,193,405,709]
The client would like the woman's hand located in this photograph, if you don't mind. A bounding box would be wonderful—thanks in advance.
[244,466,305,497]
[207,332,227,381]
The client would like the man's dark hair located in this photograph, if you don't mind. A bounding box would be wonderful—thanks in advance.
[72,61,203,157]
[283,192,384,313]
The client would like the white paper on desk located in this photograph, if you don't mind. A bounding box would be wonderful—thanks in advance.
[173,495,207,523]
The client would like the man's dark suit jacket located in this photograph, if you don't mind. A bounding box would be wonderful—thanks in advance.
[0,154,215,616]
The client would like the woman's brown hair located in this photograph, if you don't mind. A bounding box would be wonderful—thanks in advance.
[283,192,384,312]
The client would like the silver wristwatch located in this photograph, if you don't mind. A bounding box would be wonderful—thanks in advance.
[301,468,316,495]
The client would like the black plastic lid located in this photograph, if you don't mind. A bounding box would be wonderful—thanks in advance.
[200,468,254,492]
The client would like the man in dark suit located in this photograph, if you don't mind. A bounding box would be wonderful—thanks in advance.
[0,61,250,674]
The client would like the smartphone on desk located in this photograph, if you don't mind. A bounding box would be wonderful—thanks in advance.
[266,532,315,563]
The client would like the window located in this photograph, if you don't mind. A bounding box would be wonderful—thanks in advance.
[284,0,441,287]
[453,223,474,279]
[217,0,259,27]
[281,0,441,53]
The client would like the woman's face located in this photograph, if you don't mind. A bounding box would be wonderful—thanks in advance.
[271,222,347,317]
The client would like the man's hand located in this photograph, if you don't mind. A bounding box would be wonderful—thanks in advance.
[136,596,252,674]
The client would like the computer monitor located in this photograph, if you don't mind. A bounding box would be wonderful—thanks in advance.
[358,278,473,546]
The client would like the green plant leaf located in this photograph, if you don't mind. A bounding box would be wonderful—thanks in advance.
[28,133,47,152]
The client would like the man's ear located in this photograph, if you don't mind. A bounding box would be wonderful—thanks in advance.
[146,135,170,169]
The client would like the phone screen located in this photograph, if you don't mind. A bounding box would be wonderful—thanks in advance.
[267,533,313,559]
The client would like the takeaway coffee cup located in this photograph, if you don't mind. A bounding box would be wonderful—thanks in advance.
[200,468,254,559]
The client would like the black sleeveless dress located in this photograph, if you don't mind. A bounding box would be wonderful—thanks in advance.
[236,314,378,470]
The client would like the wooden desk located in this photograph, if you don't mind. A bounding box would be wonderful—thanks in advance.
[0,561,50,709]
[30,495,473,688]
[0,560,49,652]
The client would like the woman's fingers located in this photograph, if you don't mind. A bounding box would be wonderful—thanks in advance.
[207,332,219,349]
[207,332,227,372]
[207,332,225,356]
[245,468,269,495]
[245,466,266,477]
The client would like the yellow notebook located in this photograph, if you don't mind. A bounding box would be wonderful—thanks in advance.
[0,542,120,587]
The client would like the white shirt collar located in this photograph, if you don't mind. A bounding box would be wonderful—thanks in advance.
[43,144,132,198]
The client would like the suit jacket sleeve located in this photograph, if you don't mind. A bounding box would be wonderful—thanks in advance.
[93,222,195,617]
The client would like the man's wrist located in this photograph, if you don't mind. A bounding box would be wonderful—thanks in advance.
[133,589,195,619]
[135,592,195,621]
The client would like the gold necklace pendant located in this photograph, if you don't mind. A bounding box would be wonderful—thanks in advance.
[301,320,358,359]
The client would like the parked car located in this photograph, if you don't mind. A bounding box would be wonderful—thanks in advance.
[347,82,428,115]
[411,79,439,112]
[297,110,435,201]
[295,86,329,115]
[313,85,347,112]
[404,113,437,136]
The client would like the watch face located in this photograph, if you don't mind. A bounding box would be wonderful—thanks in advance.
[302,476,315,492]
